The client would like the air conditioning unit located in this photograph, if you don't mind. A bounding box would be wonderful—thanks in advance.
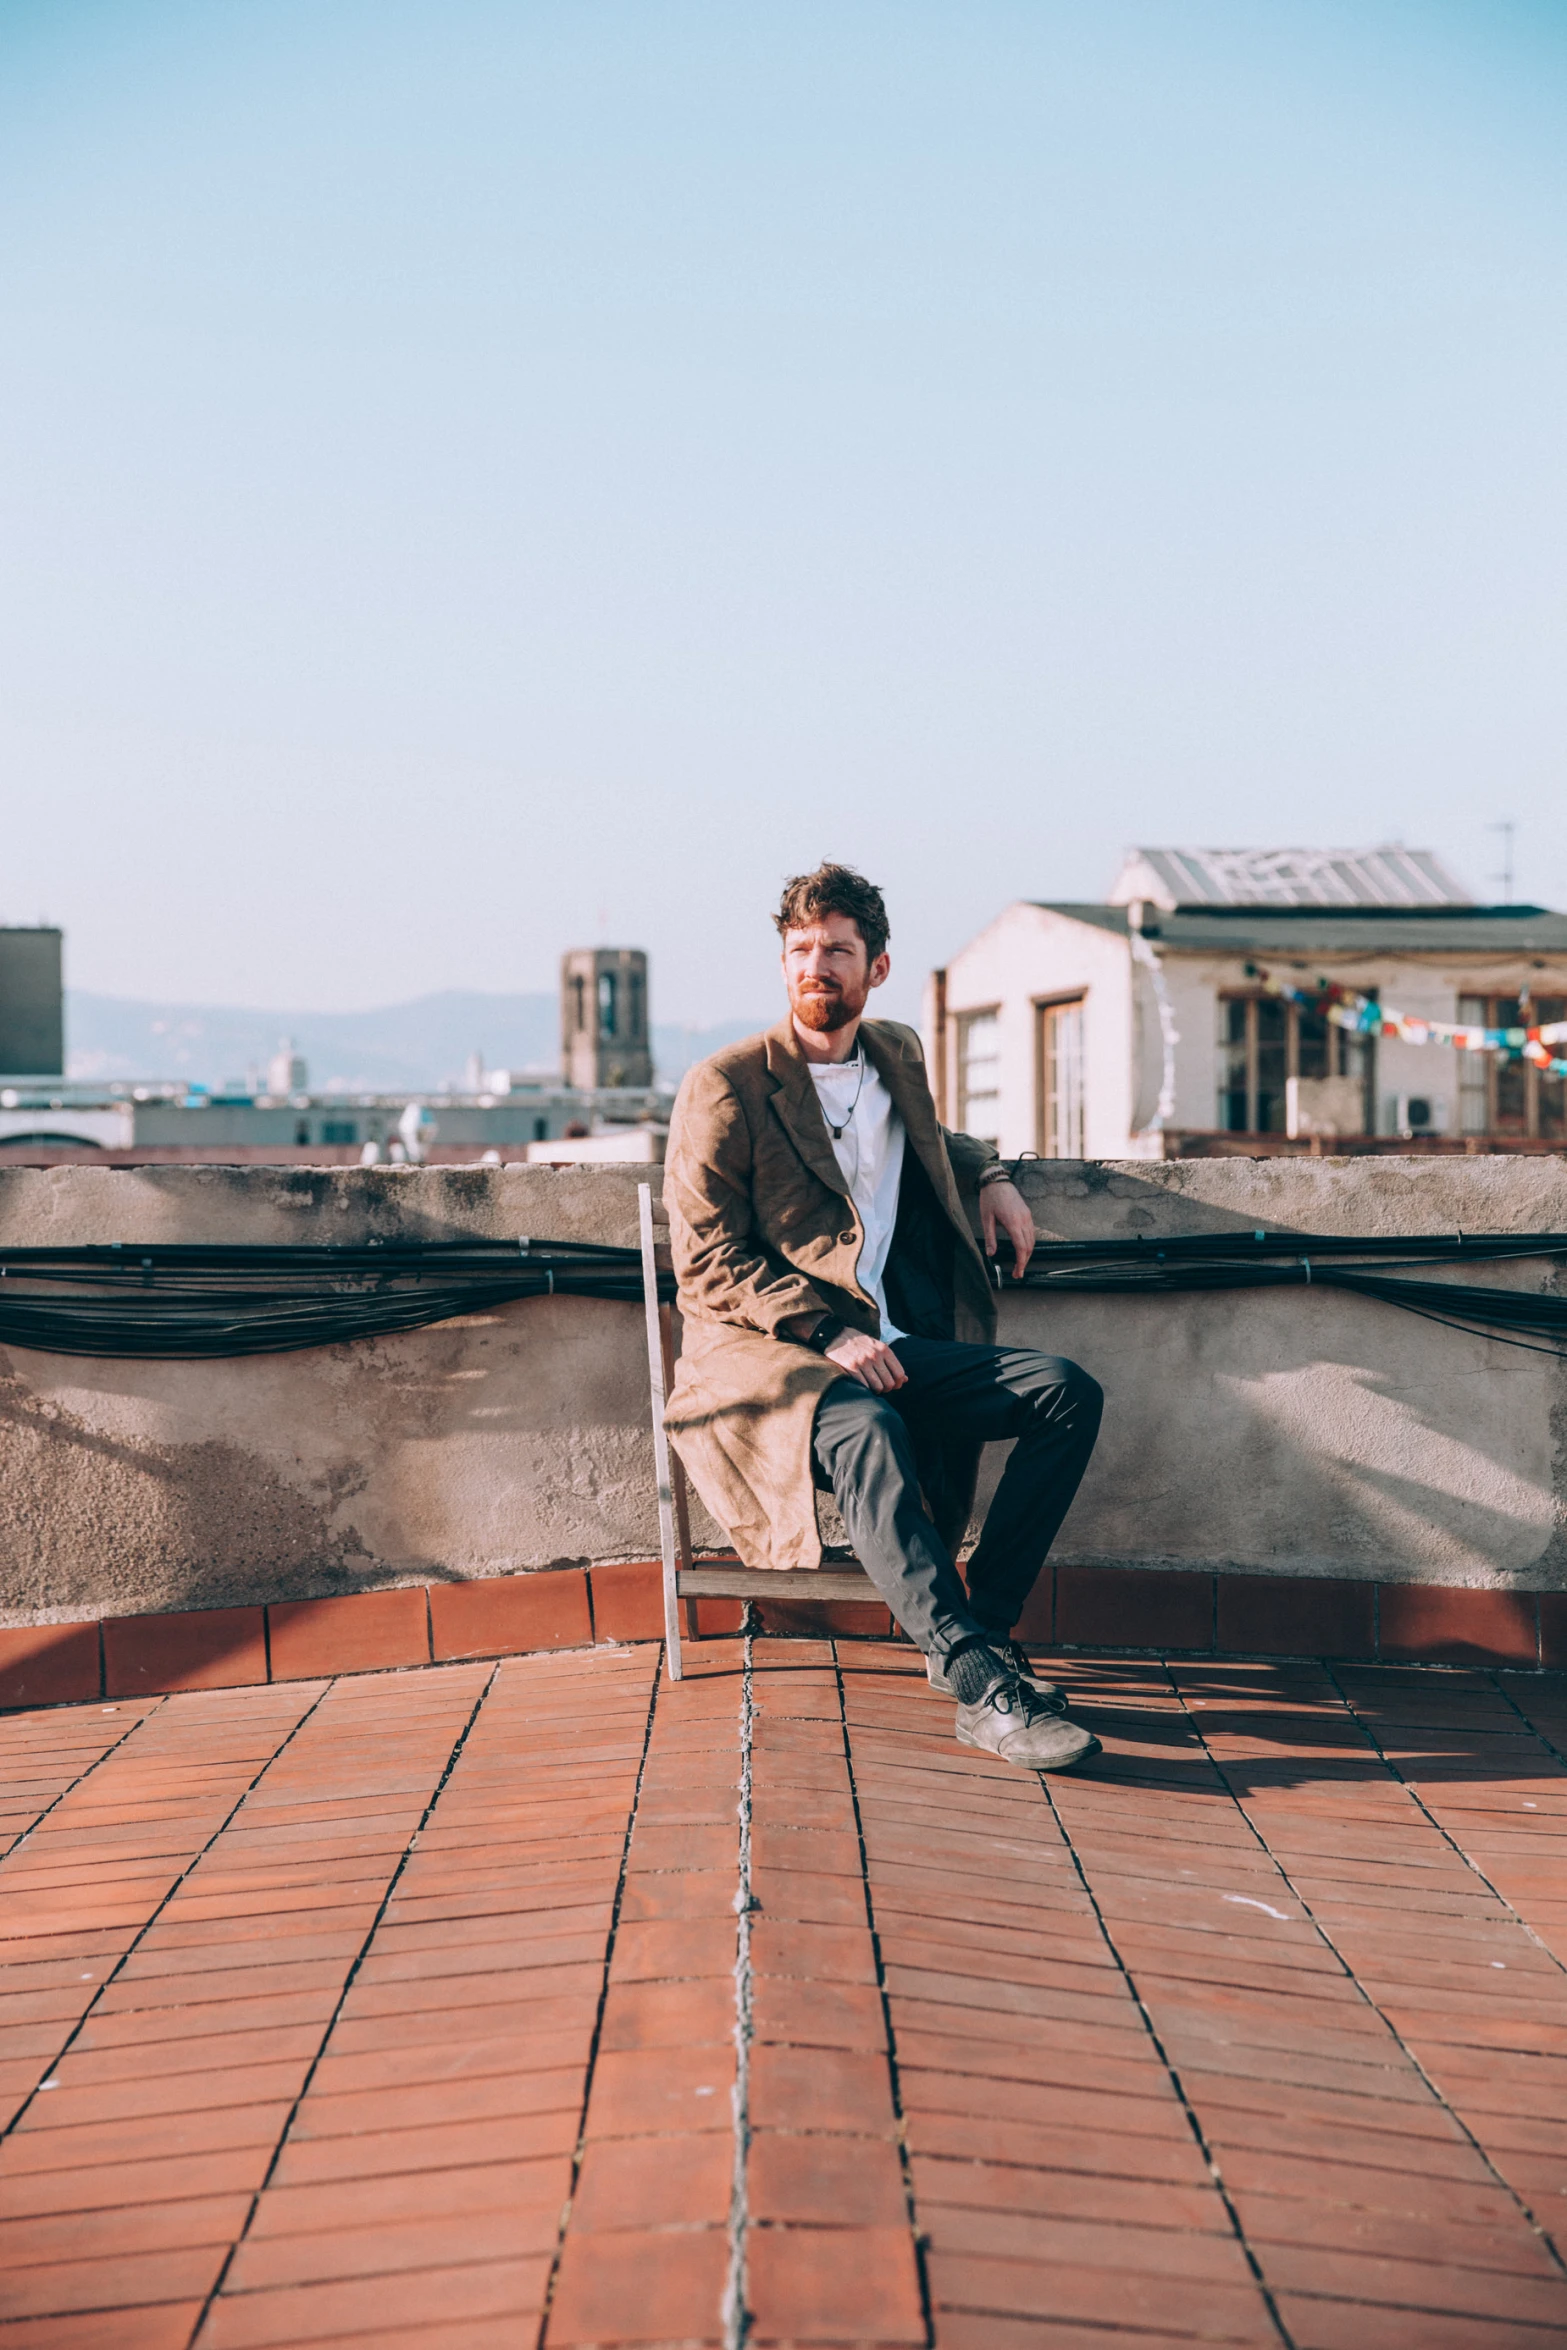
[1393,1093,1446,1139]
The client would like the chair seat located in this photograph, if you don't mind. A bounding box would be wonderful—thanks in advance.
[676,1564,875,1602]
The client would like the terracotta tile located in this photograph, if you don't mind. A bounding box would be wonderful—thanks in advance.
[689,1597,746,1636]
[289,2065,584,2142]
[913,2150,1220,2231]
[547,2223,726,2344]
[103,1610,269,1698]
[308,2030,584,2100]
[598,1977,734,2052]
[1010,1567,1055,1645]
[752,1598,894,1639]
[748,2130,908,2225]
[0,1625,102,1711]
[1055,1568,1213,1652]
[271,2109,578,2187]
[429,1571,592,1663]
[1379,1586,1539,1668]
[228,2203,553,2292]
[747,1868,867,1926]
[571,2131,733,2230]
[0,2242,229,2321]
[626,1822,737,1873]
[748,2043,896,2136]
[749,1825,863,1878]
[249,2156,567,2237]
[585,2043,735,2138]
[750,1974,887,2052]
[750,1919,876,1984]
[0,2095,293,2178]
[202,2256,550,2347]
[618,1870,736,1922]
[748,2221,924,2342]
[1538,1593,1567,1670]
[927,2250,1272,2341]
[0,2309,207,2350]
[266,1590,430,1680]
[17,2057,311,2133]
[609,1918,736,1981]
[0,2191,251,2265]
[588,1560,665,1645]
[1216,1576,1377,1661]
[0,2146,274,2219]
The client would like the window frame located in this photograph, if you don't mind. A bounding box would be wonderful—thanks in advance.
[1216,991,1374,1136]
[955,1006,1002,1142]
[1034,993,1086,1158]
[1458,993,1567,1140]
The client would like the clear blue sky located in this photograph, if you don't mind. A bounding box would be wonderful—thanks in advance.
[3,0,1564,1025]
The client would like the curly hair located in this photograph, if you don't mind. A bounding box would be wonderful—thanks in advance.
[773,862,890,964]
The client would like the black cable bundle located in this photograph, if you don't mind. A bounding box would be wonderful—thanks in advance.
[1015,1230,1567,1356]
[0,1229,1563,1361]
[0,1238,663,1359]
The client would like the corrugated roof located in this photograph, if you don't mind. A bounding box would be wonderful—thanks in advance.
[1110,846,1472,908]
[1032,903,1567,953]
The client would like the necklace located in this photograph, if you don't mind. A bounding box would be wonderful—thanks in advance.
[822,1050,866,1141]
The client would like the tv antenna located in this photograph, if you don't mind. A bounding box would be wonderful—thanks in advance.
[1487,820,1515,904]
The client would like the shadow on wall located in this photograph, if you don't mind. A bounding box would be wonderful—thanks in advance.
[995,1167,1565,1587]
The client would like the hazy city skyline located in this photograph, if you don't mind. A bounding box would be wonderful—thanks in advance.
[4,2,1565,1028]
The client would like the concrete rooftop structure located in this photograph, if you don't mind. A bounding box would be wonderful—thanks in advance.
[931,849,1567,1158]
[0,1638,1564,2345]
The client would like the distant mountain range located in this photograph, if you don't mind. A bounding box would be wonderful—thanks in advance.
[66,990,767,1095]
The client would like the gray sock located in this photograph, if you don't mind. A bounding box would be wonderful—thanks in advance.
[944,1640,1010,1706]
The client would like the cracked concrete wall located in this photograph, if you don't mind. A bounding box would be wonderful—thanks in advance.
[0,1157,1562,1623]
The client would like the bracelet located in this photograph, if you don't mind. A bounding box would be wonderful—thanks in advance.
[977,1164,1014,1189]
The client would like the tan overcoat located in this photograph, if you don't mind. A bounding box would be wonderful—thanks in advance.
[662,1014,1000,1572]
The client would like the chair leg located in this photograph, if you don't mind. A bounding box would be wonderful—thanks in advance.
[638,1183,684,1682]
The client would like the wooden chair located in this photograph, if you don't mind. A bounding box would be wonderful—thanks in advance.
[637,1181,875,1679]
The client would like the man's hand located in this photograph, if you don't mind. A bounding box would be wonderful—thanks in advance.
[823,1329,907,1392]
[980,1178,1037,1281]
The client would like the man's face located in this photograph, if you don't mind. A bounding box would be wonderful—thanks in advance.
[782,913,890,1032]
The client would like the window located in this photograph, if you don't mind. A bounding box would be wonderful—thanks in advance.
[598,970,618,1039]
[1217,994,1372,1134]
[1036,998,1085,1157]
[533,1116,548,1141]
[1458,995,1566,1139]
[571,974,587,1032]
[320,1120,357,1145]
[956,1010,1000,1142]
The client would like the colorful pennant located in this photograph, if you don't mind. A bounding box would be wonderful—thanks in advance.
[1242,964,1567,1081]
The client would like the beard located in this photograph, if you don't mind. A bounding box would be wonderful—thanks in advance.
[790,979,866,1033]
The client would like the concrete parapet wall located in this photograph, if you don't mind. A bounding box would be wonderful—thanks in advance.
[0,1156,1562,1637]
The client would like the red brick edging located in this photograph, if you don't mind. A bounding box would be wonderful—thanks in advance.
[0,1559,1561,1710]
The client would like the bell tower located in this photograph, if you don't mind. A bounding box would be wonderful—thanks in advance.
[560,948,652,1089]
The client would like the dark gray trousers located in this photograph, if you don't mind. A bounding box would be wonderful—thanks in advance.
[811,1337,1103,1660]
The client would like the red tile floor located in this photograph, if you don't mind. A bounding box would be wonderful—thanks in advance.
[0,1638,1564,2349]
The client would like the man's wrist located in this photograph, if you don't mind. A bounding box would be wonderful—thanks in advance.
[977,1163,1015,1190]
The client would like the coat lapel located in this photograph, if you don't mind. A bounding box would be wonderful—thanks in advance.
[762,1018,851,1201]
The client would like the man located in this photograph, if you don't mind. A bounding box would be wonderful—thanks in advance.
[663,862,1103,1773]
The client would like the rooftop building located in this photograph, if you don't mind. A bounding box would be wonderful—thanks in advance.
[929,846,1567,1156]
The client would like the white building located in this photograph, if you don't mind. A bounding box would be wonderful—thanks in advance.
[926,848,1567,1158]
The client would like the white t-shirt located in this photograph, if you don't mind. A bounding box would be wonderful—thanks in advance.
[808,1050,907,1342]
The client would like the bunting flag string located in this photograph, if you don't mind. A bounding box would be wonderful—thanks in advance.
[1242,963,1567,1080]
